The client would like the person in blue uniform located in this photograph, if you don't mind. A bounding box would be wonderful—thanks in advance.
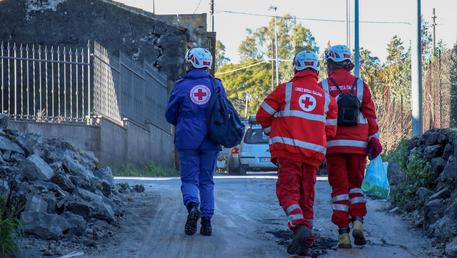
[165,47,225,236]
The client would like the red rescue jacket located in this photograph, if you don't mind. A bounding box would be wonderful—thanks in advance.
[256,70,338,168]
[319,69,379,155]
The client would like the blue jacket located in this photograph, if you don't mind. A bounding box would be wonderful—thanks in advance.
[165,69,226,150]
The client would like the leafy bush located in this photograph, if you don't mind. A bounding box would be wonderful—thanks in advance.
[114,162,179,177]
[0,196,20,258]
[386,138,434,210]
[384,138,409,169]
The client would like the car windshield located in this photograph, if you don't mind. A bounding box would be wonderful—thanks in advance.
[244,128,269,144]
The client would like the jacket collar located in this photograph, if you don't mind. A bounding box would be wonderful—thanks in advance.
[186,69,210,79]
[328,68,350,78]
[292,69,318,81]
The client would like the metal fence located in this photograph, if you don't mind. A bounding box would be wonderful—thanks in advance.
[0,42,91,122]
[0,41,170,133]
[424,51,457,130]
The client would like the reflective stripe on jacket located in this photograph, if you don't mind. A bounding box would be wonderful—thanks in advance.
[256,70,338,168]
[319,69,379,155]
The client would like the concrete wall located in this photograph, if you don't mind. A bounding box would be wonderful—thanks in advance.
[9,121,100,155]
[9,118,175,169]
[97,118,174,168]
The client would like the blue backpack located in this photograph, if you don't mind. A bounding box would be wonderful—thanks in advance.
[206,77,245,148]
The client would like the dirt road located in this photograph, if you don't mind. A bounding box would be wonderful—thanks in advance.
[86,176,435,258]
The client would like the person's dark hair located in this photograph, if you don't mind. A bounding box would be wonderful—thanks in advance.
[327,59,354,72]
[294,67,319,75]
[186,64,208,72]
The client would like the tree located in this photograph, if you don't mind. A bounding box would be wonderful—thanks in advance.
[227,16,319,117]
[238,15,318,64]
[215,40,230,68]
[216,60,273,116]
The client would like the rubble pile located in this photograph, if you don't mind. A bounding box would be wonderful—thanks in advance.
[388,129,457,257]
[0,114,132,250]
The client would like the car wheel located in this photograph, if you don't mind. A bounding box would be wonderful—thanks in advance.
[227,162,240,175]
[239,165,247,175]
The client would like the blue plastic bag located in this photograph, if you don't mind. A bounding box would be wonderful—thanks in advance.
[361,156,390,200]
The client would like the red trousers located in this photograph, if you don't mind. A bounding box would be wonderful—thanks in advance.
[276,159,317,232]
[327,153,367,229]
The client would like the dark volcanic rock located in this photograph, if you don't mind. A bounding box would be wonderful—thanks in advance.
[21,211,70,240]
[424,199,445,228]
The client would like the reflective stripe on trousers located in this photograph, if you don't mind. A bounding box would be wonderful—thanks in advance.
[332,194,349,202]
[349,188,366,204]
[286,204,304,224]
[349,188,364,195]
[286,204,301,214]
[350,197,366,204]
[332,204,349,212]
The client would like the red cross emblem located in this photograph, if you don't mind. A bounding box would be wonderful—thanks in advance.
[190,85,211,105]
[298,94,316,112]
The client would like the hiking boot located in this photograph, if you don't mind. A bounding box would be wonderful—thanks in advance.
[200,217,212,236]
[287,225,311,256]
[337,228,352,249]
[352,218,367,246]
[185,202,200,235]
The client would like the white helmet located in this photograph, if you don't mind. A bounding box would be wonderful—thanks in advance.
[325,45,352,63]
[293,50,319,71]
[185,48,213,69]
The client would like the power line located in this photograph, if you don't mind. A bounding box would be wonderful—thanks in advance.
[216,60,269,76]
[193,0,203,14]
[217,10,411,25]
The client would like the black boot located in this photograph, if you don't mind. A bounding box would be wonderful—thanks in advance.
[185,202,200,236]
[287,225,311,256]
[200,217,212,236]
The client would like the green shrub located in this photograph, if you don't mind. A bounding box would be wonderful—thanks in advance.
[386,138,434,210]
[0,196,20,258]
[114,162,179,177]
[384,138,409,170]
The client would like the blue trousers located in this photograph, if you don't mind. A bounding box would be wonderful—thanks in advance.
[179,149,218,218]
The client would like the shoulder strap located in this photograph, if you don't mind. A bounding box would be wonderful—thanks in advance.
[329,77,344,94]
[350,78,358,95]
[209,75,221,94]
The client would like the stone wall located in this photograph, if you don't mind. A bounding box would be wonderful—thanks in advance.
[388,129,457,256]
[0,0,196,80]
[156,13,209,48]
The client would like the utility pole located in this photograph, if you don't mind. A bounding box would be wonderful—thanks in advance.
[210,0,215,32]
[412,0,423,136]
[152,0,155,14]
[354,0,360,77]
[269,6,279,86]
[346,0,351,47]
[432,8,437,57]
[431,8,437,128]
[209,0,216,74]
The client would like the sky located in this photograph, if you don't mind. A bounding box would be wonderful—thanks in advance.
[117,0,457,63]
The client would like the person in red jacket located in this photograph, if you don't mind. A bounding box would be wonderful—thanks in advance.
[319,45,382,249]
[257,50,338,256]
